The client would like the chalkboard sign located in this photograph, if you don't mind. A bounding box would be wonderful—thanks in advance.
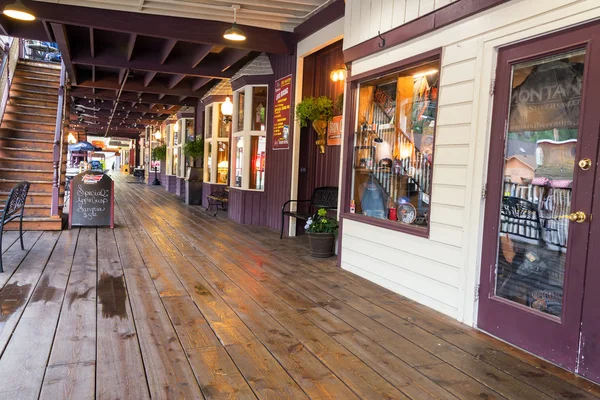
[69,172,114,228]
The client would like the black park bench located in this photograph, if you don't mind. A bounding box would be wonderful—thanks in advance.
[206,187,229,216]
[280,186,338,239]
[0,181,30,272]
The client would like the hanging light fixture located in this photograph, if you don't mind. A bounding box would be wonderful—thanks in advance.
[154,130,161,140]
[3,0,35,21]
[221,96,233,124]
[223,5,246,41]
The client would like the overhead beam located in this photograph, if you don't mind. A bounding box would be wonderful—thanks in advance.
[160,39,177,65]
[218,49,251,72]
[89,27,95,57]
[191,77,211,92]
[127,33,137,61]
[76,77,210,98]
[0,1,295,54]
[72,53,233,79]
[71,88,190,106]
[144,71,156,87]
[191,45,213,68]
[50,23,78,85]
[168,74,186,89]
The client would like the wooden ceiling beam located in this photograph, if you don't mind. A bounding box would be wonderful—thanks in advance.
[160,38,177,65]
[72,53,233,79]
[168,74,186,89]
[76,76,210,98]
[70,88,190,106]
[50,23,78,85]
[127,33,137,61]
[0,1,295,54]
[89,27,95,57]
[144,71,156,87]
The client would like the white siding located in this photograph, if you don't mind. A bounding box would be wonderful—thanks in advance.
[342,0,600,325]
[344,0,458,49]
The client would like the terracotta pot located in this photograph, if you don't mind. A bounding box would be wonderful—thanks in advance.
[308,232,335,258]
[312,119,328,154]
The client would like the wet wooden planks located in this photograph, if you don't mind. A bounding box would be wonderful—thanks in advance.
[0,173,597,400]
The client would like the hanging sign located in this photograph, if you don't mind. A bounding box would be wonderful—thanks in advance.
[69,171,114,228]
[509,60,583,132]
[327,115,343,146]
[273,74,292,150]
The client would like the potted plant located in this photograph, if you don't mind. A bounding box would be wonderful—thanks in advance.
[152,144,167,161]
[183,136,204,205]
[183,136,204,180]
[305,208,338,258]
[296,96,333,153]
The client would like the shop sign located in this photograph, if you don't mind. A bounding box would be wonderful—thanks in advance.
[509,60,583,132]
[273,74,292,150]
[69,171,114,229]
[327,115,343,146]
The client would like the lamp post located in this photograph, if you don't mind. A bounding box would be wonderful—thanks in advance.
[151,130,162,185]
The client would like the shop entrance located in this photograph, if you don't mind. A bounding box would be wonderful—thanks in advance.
[478,20,600,383]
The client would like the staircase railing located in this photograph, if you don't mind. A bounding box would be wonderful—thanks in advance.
[51,61,66,218]
[0,38,17,124]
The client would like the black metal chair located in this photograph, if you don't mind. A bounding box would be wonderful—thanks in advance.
[281,186,338,239]
[0,181,30,272]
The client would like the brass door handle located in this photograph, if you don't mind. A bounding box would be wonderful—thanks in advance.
[561,211,587,223]
[579,158,592,170]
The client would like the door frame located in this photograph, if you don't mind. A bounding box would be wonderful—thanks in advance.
[477,20,600,371]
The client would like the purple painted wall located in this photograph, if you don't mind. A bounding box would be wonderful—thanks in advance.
[201,182,227,209]
[227,53,296,233]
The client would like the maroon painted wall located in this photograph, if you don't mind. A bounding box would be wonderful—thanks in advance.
[297,41,344,231]
[202,182,227,209]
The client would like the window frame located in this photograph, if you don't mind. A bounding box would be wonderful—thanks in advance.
[340,48,442,239]
[203,101,231,184]
[230,84,269,191]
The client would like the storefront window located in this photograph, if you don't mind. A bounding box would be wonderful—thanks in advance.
[233,136,243,188]
[252,86,267,131]
[206,142,212,180]
[237,91,245,132]
[250,136,266,190]
[352,59,439,230]
[217,141,229,184]
[218,109,230,138]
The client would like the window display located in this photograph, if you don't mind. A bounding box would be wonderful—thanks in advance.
[237,91,245,132]
[494,49,585,318]
[234,136,243,188]
[252,86,267,131]
[250,136,266,190]
[217,142,229,184]
[351,59,439,231]
[206,142,212,181]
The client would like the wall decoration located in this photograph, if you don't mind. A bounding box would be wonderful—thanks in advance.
[273,74,292,150]
[327,115,343,146]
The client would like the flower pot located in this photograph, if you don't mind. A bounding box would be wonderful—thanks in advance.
[308,232,335,258]
[312,120,328,154]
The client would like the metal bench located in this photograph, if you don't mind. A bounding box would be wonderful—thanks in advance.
[0,181,30,272]
[281,186,338,239]
[206,188,229,216]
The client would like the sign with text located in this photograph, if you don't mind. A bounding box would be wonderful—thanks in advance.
[273,74,292,150]
[69,172,114,228]
[327,115,343,146]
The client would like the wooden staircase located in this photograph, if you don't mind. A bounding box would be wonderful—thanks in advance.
[0,60,65,230]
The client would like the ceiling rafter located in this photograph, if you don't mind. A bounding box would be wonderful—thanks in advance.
[127,33,137,61]
[50,23,78,85]
[168,74,186,89]
[71,88,190,106]
[159,38,177,64]
[71,53,234,79]
[144,71,156,87]
[0,1,295,54]
[191,77,211,92]
[89,27,95,57]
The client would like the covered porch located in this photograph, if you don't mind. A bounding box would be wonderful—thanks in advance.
[0,173,597,399]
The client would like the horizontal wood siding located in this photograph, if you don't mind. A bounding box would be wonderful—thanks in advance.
[342,0,600,323]
[344,0,458,49]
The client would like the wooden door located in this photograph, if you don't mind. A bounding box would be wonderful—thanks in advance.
[478,20,600,372]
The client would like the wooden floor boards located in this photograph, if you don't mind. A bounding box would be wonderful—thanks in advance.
[0,172,597,399]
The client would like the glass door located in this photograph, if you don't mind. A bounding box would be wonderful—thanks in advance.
[478,21,600,372]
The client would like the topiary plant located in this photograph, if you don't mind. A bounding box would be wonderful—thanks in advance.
[152,144,167,161]
[183,136,204,167]
[295,96,333,128]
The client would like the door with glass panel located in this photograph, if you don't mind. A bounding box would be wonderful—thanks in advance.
[478,21,600,374]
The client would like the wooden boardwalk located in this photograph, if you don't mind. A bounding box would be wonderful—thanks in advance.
[0,173,599,399]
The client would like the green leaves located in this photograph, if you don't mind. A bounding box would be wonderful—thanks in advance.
[306,208,339,236]
[152,145,167,161]
[295,96,334,128]
[183,137,204,160]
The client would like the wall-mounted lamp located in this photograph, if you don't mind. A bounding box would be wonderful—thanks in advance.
[221,96,233,124]
[154,130,161,141]
[67,132,77,144]
[330,64,348,82]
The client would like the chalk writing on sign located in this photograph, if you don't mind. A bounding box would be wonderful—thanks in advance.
[76,185,109,220]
